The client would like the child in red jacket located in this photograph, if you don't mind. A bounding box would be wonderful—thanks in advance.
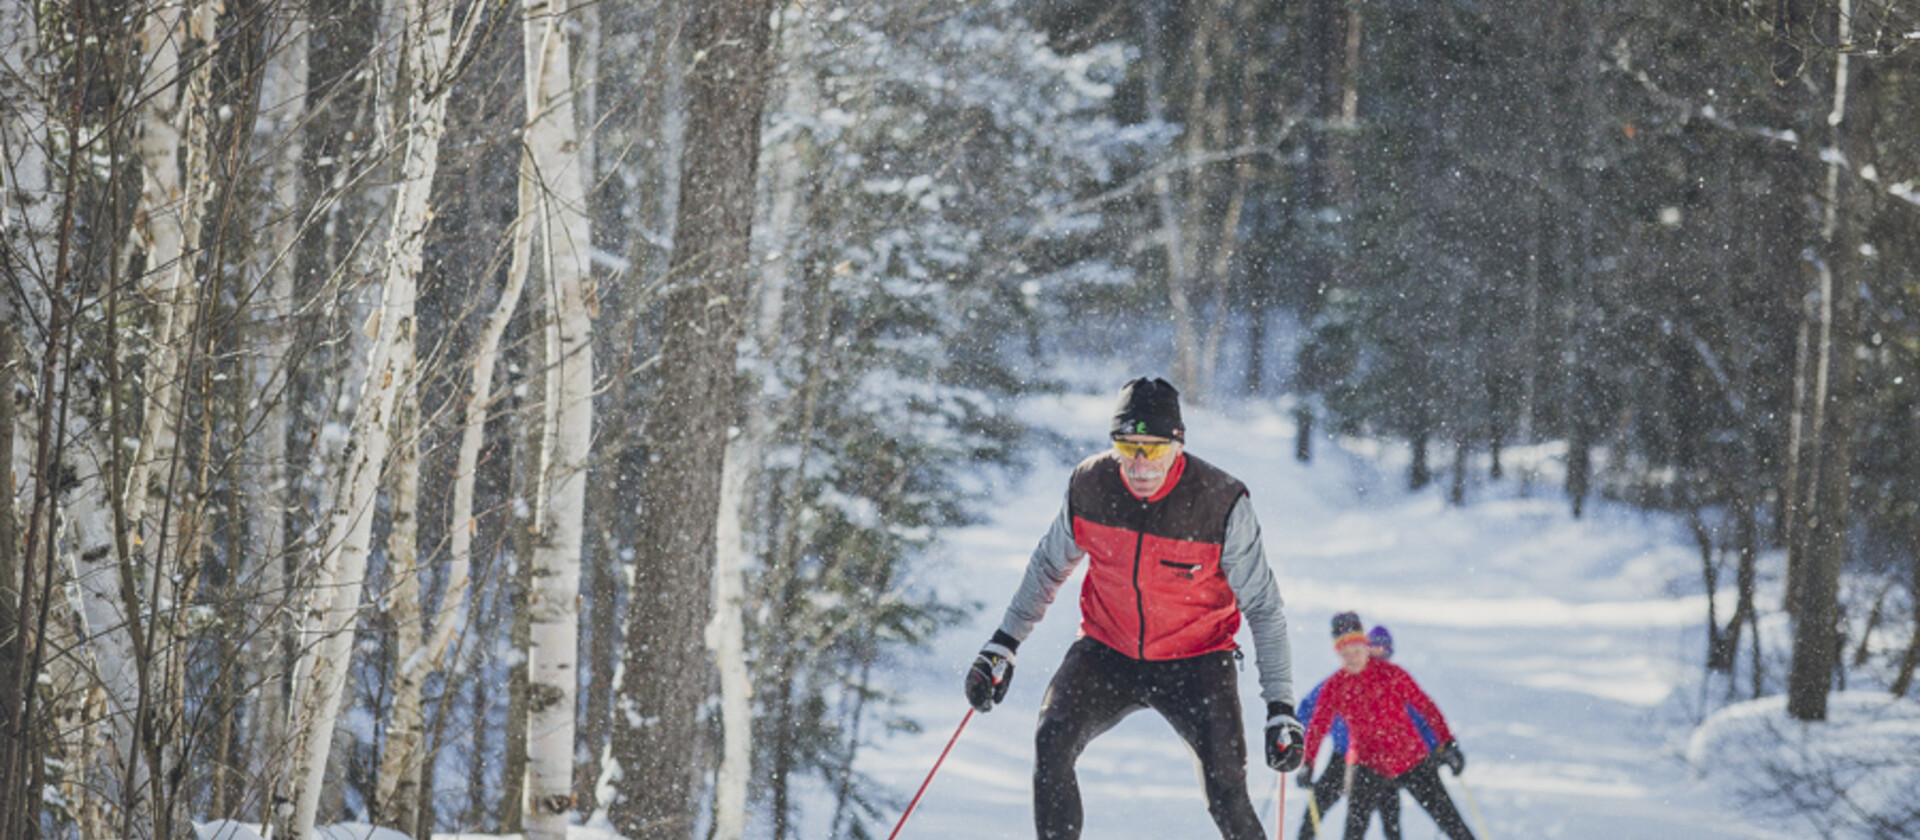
[1302,612,1474,840]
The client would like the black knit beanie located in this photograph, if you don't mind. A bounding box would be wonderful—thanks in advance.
[1110,377,1185,441]
[1330,611,1365,646]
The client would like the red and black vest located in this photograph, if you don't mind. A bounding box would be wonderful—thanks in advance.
[1068,451,1248,661]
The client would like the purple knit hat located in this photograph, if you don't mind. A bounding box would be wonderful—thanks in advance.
[1368,625,1393,657]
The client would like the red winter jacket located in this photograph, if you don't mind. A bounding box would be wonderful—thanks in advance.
[1069,453,1246,660]
[1303,659,1454,778]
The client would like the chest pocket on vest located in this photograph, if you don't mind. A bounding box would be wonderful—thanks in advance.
[1158,559,1203,580]
[1148,535,1222,589]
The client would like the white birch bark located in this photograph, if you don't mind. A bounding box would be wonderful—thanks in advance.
[125,0,220,570]
[707,446,756,840]
[521,0,592,833]
[244,7,306,796]
[280,0,453,830]
[101,7,220,804]
[52,410,149,833]
[104,9,224,821]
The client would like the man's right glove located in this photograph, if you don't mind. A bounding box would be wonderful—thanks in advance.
[1294,768,1314,789]
[963,631,1018,712]
[1434,740,1466,776]
[1264,702,1305,772]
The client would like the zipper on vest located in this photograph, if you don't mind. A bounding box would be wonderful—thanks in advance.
[1131,528,1146,657]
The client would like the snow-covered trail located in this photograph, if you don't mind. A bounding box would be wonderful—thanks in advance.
[829,393,1791,840]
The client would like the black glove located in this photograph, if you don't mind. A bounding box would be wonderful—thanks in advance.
[1294,768,1314,789]
[1264,701,1305,772]
[1434,741,1465,776]
[963,631,1018,712]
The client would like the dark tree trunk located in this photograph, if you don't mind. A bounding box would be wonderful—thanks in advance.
[607,0,776,835]
[1409,433,1431,491]
[502,544,531,832]
[1711,497,1758,674]
[1787,55,1872,724]
[465,645,491,828]
[1772,0,1817,617]
[1691,508,1726,673]
[572,497,624,817]
[0,287,28,840]
[1449,431,1468,506]
[1567,421,1591,519]
[1294,406,1313,463]
[1894,545,1920,696]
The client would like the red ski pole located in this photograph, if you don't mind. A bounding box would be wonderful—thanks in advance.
[1277,774,1287,840]
[884,707,976,840]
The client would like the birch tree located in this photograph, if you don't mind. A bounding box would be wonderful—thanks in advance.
[50,1,230,832]
[124,0,220,578]
[278,0,459,829]
[520,0,593,833]
[608,0,775,835]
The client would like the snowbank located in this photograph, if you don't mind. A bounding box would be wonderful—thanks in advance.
[1687,691,1920,836]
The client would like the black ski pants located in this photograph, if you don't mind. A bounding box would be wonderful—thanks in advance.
[1298,754,1401,840]
[1345,762,1473,840]
[1033,637,1265,840]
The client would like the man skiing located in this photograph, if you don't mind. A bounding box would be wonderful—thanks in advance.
[1303,612,1474,840]
[963,377,1303,840]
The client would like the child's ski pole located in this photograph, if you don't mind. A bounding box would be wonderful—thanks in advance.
[1306,784,1323,839]
[884,707,975,840]
[1456,773,1489,840]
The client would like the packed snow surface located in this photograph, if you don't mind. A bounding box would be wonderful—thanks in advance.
[240,390,1920,840]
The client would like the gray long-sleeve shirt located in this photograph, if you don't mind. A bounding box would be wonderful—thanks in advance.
[996,490,1296,707]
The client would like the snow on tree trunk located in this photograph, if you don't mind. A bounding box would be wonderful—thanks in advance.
[607,0,775,836]
[520,0,592,834]
[279,0,453,829]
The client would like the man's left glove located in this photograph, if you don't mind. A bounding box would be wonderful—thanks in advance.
[963,630,1019,712]
[1264,702,1305,772]
[1434,741,1466,776]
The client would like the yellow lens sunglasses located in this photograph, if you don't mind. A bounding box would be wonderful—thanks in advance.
[1112,438,1175,460]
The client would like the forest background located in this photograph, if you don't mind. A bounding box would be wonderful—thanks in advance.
[1,0,1917,838]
